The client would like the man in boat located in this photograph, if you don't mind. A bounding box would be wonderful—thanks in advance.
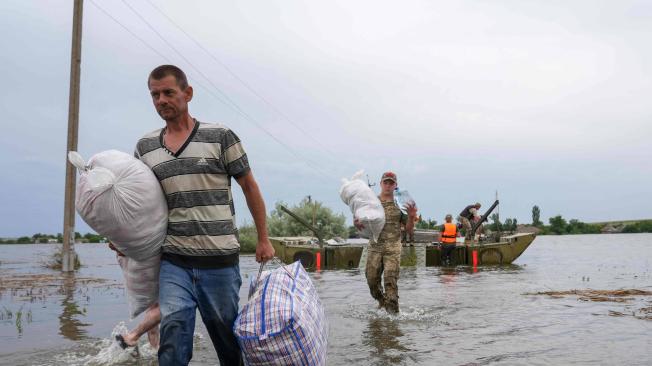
[459,202,481,240]
[134,65,275,365]
[355,171,417,314]
[440,214,458,265]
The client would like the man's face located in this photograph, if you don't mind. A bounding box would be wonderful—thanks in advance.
[148,75,192,121]
[381,179,396,194]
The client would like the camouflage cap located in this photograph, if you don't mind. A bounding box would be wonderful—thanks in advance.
[381,171,397,183]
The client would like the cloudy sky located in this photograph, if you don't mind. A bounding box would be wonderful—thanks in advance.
[1,0,650,237]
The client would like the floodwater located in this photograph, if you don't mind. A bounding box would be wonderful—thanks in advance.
[1,234,651,365]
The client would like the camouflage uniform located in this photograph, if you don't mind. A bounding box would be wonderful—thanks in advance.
[365,199,406,314]
[460,216,472,240]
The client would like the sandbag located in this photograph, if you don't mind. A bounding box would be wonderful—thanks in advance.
[69,150,166,261]
[234,261,328,366]
[339,170,385,241]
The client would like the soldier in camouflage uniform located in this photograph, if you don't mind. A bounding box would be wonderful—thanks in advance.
[356,171,416,314]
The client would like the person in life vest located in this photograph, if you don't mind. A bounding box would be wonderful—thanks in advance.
[354,171,417,314]
[440,214,458,265]
[459,202,481,240]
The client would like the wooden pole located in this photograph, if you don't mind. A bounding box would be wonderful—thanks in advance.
[62,0,84,272]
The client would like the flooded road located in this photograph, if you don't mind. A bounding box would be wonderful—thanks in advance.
[1,234,651,365]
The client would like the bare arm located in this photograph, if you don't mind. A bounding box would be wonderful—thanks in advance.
[235,171,275,263]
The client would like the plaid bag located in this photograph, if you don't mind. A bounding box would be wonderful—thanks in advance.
[234,261,328,365]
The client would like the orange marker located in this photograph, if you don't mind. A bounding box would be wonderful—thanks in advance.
[472,250,478,267]
[316,252,321,271]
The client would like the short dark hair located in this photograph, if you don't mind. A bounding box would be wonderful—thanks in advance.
[148,65,188,90]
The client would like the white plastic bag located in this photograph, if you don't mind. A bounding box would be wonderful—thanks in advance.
[69,150,166,261]
[339,170,385,242]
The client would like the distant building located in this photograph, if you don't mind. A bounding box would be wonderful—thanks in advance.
[601,225,622,234]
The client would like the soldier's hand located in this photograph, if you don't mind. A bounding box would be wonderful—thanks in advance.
[354,218,365,230]
[406,202,418,218]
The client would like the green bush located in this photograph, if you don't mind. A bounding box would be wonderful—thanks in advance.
[268,199,347,239]
[238,223,258,253]
[622,221,652,233]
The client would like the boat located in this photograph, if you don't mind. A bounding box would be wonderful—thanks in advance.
[270,202,535,270]
[269,232,536,270]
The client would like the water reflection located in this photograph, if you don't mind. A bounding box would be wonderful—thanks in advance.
[362,317,410,365]
[439,266,458,285]
[58,273,89,341]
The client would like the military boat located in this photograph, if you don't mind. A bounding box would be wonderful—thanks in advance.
[270,202,536,270]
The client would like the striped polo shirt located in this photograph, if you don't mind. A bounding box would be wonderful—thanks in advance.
[135,120,250,268]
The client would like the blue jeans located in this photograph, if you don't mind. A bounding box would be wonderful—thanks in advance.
[158,260,242,366]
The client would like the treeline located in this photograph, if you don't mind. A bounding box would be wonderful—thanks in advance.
[530,205,652,235]
[537,216,602,235]
[620,221,652,233]
[0,232,106,244]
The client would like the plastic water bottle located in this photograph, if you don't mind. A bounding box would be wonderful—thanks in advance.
[394,187,415,214]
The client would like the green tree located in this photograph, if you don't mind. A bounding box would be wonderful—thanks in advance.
[489,213,502,232]
[548,215,567,235]
[348,225,359,238]
[16,236,32,244]
[504,218,513,232]
[532,205,542,227]
[237,223,258,253]
[622,221,652,233]
[416,218,437,230]
[268,198,347,239]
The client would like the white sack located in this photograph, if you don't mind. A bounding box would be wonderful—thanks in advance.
[70,150,167,261]
[339,170,385,242]
[118,254,161,319]
[70,150,166,319]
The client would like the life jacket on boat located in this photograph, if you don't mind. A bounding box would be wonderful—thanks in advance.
[441,223,458,244]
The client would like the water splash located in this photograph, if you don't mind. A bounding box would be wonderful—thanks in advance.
[49,322,158,366]
[346,304,443,323]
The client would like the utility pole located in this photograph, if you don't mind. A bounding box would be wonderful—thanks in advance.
[62,0,84,272]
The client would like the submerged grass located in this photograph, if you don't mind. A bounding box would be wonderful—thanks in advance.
[525,289,652,320]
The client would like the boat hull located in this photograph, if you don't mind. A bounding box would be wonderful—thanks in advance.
[269,233,535,270]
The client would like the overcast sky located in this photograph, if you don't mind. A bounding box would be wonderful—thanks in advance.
[1,0,650,237]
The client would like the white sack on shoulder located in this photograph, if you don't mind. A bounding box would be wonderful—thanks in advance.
[339,170,385,242]
[70,150,167,261]
[70,150,166,319]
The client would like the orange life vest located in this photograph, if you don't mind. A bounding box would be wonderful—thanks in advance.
[441,223,457,243]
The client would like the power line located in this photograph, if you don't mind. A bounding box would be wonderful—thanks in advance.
[119,0,330,178]
[143,0,336,158]
[88,0,330,179]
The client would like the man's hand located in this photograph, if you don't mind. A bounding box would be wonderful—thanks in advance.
[354,218,365,230]
[108,242,125,257]
[256,238,275,263]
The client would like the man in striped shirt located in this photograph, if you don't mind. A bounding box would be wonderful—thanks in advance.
[136,65,275,365]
